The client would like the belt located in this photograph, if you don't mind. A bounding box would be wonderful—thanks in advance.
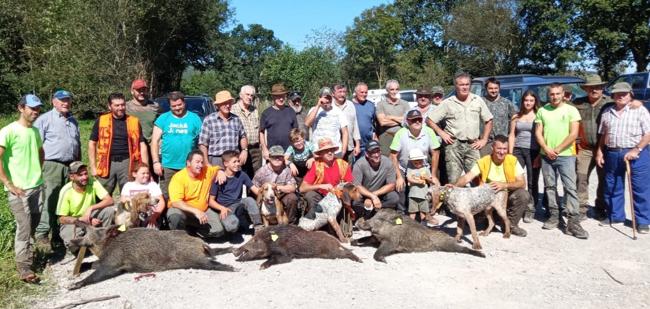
[249,143,260,148]
[46,159,73,166]
[606,147,633,152]
[111,156,129,162]
[456,139,476,144]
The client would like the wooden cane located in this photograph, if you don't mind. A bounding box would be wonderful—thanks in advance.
[625,159,637,240]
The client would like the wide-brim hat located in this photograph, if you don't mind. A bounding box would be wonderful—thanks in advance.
[581,75,607,88]
[314,137,339,154]
[610,82,632,94]
[408,148,426,161]
[431,86,445,95]
[270,83,288,95]
[268,145,285,157]
[415,87,433,96]
[214,90,234,105]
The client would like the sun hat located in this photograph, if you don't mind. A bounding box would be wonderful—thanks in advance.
[610,82,632,94]
[580,75,607,88]
[408,148,426,161]
[314,137,339,154]
[214,90,235,105]
[270,83,288,95]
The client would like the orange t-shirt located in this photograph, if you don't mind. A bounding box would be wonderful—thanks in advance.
[168,165,220,212]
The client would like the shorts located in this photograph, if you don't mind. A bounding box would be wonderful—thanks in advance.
[408,196,430,214]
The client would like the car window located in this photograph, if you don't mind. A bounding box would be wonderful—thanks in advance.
[500,88,523,108]
[399,91,416,103]
[471,83,483,96]
[608,74,648,91]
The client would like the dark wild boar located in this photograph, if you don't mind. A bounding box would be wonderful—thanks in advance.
[353,209,485,262]
[69,224,235,290]
[233,225,361,269]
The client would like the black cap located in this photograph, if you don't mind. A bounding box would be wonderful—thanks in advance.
[406,109,423,119]
[366,140,380,152]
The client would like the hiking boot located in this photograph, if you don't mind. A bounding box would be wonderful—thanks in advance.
[579,213,587,222]
[542,215,559,230]
[638,224,649,234]
[35,236,51,252]
[523,211,534,223]
[566,219,589,239]
[510,226,527,237]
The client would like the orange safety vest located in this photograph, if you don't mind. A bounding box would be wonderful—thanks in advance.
[95,113,142,178]
[313,158,349,185]
[476,154,518,185]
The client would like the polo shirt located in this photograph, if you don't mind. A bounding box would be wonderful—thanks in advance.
[390,126,440,171]
[56,180,108,217]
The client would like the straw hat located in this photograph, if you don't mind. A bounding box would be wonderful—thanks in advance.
[314,137,339,154]
[214,90,234,105]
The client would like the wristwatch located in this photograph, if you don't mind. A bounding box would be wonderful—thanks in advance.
[638,147,644,152]
[242,148,248,151]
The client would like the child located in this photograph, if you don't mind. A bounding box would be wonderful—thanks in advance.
[120,163,165,228]
[209,150,263,234]
[284,128,316,183]
[406,149,437,226]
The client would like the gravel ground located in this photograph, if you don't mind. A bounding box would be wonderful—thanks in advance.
[30,173,650,309]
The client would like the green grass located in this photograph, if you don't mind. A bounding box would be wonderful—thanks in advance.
[0,113,94,307]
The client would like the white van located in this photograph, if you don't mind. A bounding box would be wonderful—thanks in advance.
[367,89,417,108]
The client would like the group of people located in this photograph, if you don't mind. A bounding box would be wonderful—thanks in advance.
[2,73,648,284]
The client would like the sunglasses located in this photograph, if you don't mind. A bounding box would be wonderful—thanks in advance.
[408,117,423,123]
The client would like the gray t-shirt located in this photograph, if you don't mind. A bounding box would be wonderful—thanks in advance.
[407,166,430,199]
[352,156,396,192]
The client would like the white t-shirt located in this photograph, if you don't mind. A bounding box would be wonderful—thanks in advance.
[120,181,163,198]
[308,106,348,149]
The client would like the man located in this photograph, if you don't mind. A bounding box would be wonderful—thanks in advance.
[535,83,587,239]
[151,91,202,199]
[252,145,299,224]
[167,150,227,237]
[126,79,161,171]
[231,85,263,178]
[287,91,309,140]
[352,141,399,219]
[596,82,650,233]
[481,78,516,156]
[57,161,114,252]
[431,86,445,106]
[300,137,354,219]
[404,87,435,127]
[305,87,349,158]
[571,75,610,220]
[332,84,361,161]
[376,79,410,156]
[33,90,81,249]
[260,83,298,160]
[430,86,447,184]
[89,92,148,195]
[453,135,529,237]
[0,94,44,283]
[352,82,376,156]
[199,90,248,167]
[429,72,494,184]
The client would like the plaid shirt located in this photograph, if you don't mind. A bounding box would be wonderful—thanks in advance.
[599,104,650,148]
[252,164,296,187]
[198,112,246,156]
[231,100,260,145]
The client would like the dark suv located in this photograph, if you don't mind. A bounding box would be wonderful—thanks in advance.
[154,95,216,120]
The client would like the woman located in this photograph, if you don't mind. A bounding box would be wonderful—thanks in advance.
[508,90,540,223]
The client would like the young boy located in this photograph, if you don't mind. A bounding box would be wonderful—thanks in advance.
[209,150,263,233]
[284,128,316,183]
[406,149,436,225]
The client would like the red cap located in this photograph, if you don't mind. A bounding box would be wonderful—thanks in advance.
[131,79,148,90]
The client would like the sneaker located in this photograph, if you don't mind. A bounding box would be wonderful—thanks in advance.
[567,220,589,239]
[598,219,624,227]
[510,226,527,237]
[542,216,559,230]
[638,224,649,234]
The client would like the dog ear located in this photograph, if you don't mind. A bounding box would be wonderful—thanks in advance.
[340,190,352,206]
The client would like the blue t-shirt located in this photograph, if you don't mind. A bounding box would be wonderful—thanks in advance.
[154,111,202,169]
[260,106,298,150]
[353,100,376,150]
[209,171,253,206]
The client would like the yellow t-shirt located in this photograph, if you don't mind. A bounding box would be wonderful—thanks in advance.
[168,165,220,212]
[470,160,524,183]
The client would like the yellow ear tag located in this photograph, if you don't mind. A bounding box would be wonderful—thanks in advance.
[395,218,403,225]
[270,233,279,242]
[118,224,127,232]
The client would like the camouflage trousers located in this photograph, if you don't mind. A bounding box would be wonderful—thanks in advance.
[444,140,480,184]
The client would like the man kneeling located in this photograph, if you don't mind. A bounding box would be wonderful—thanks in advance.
[453,135,528,237]
[57,161,115,253]
[167,150,227,238]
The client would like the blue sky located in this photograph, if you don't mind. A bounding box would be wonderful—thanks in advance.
[228,0,391,50]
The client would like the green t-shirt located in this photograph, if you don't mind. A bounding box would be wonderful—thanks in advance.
[56,180,109,217]
[535,103,581,157]
[0,122,43,190]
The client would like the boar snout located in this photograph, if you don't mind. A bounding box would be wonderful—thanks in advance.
[355,218,371,230]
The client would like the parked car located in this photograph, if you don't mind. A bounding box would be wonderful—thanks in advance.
[154,95,216,120]
[605,72,650,102]
[468,74,586,108]
[367,89,418,107]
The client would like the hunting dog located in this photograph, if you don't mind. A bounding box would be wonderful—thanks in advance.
[257,183,289,226]
[430,184,509,250]
[114,192,156,228]
[298,182,360,243]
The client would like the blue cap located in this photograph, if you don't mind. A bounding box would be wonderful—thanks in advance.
[19,94,43,108]
[53,90,72,100]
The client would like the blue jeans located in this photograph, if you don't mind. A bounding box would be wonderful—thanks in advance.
[604,148,650,225]
[541,156,579,218]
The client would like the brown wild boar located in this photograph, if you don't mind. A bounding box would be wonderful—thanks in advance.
[68,224,235,290]
[353,209,485,262]
[233,225,361,269]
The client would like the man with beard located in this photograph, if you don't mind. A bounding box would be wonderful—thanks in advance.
[480,78,516,156]
[126,79,161,168]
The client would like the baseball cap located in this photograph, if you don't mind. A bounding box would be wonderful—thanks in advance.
[432,86,445,96]
[288,91,302,101]
[610,82,632,94]
[366,140,380,152]
[268,145,285,157]
[406,109,423,119]
[53,90,72,100]
[19,94,43,108]
[69,161,87,174]
[319,87,333,98]
[131,79,148,90]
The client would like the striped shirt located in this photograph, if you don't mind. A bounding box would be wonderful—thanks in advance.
[198,112,246,156]
[231,100,260,145]
[598,104,650,148]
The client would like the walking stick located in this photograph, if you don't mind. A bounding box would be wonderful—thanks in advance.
[625,159,637,240]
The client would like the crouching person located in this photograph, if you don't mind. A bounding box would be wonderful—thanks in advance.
[57,161,115,253]
[209,150,263,234]
[453,135,528,237]
[351,140,399,220]
[167,149,227,238]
